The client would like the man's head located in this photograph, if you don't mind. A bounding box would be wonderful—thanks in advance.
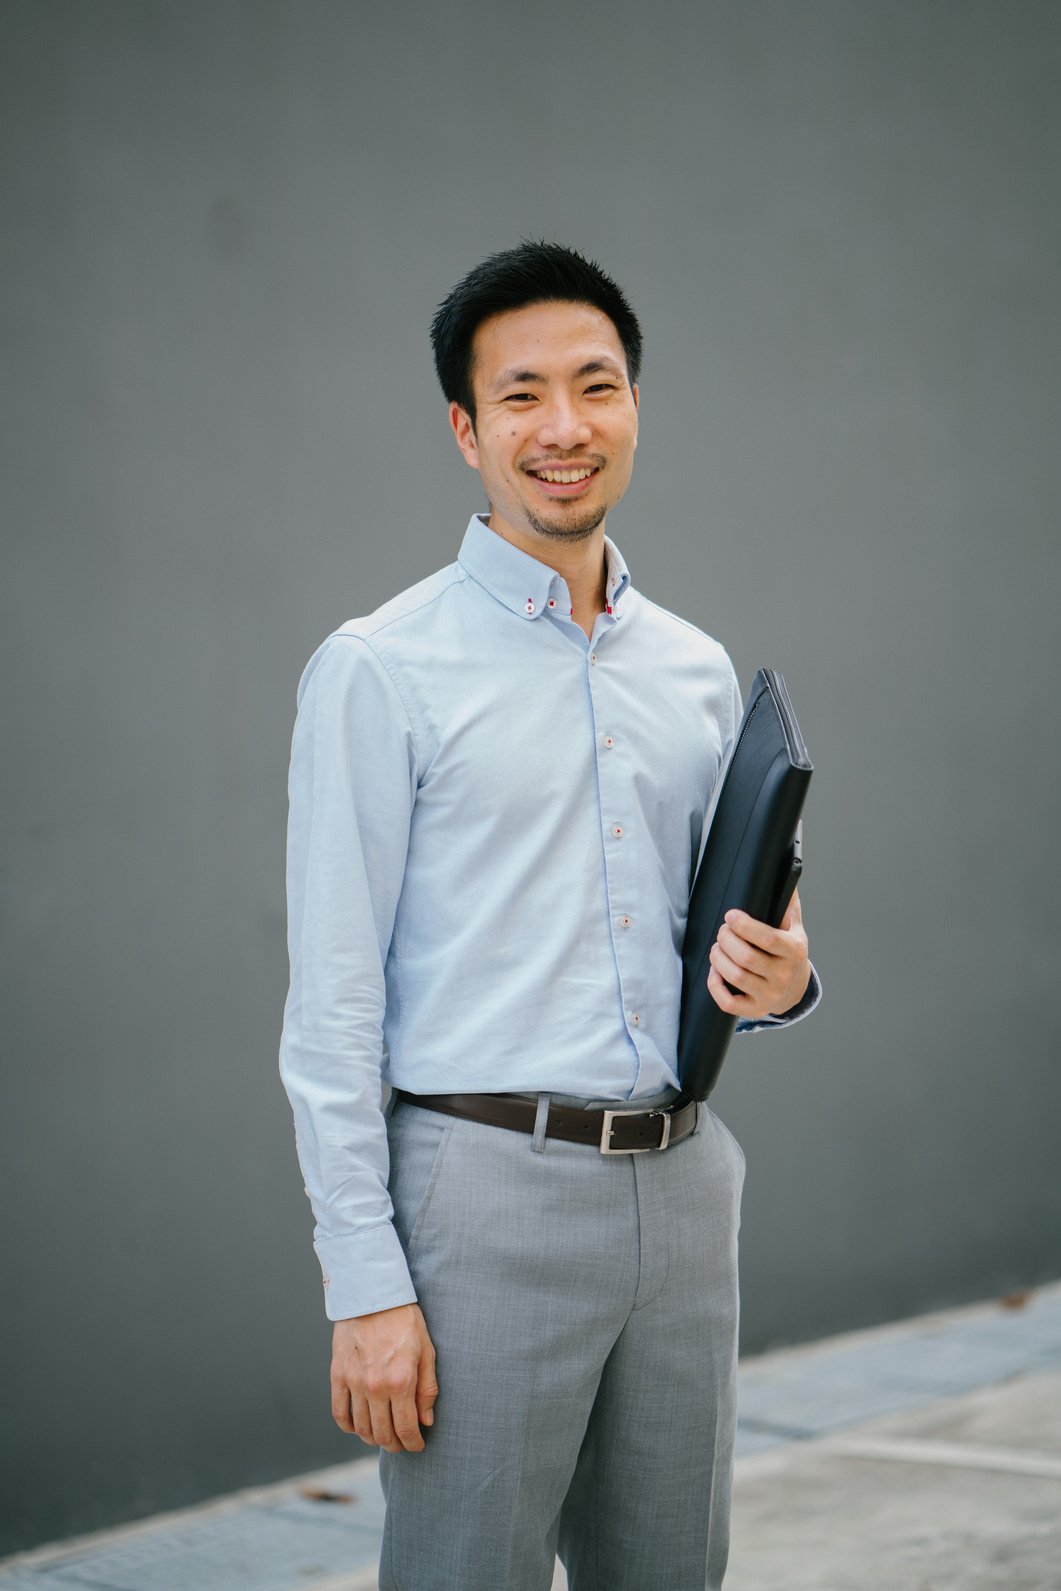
[430,241,642,428]
[434,243,643,551]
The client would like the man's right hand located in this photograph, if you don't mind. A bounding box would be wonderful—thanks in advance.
[330,1303,438,1454]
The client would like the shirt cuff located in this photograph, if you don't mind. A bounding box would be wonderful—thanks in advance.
[735,963,822,1035]
[314,1222,418,1322]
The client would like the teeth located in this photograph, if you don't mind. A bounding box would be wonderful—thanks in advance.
[535,468,595,483]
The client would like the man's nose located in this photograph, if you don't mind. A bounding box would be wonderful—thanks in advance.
[535,401,592,451]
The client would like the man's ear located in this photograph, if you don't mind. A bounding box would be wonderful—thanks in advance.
[631,383,639,449]
[449,402,479,469]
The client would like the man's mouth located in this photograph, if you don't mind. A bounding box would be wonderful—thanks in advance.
[528,466,598,484]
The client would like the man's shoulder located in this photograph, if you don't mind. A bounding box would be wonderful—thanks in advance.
[627,587,736,678]
[334,561,467,647]
[295,561,468,707]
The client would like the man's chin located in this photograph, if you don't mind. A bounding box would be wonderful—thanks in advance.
[525,505,607,543]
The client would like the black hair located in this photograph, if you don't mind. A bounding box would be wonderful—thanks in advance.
[430,240,643,424]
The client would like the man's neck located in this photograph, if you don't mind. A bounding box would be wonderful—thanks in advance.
[487,514,608,640]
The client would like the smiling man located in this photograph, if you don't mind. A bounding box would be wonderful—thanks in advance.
[280,242,819,1591]
[450,298,638,556]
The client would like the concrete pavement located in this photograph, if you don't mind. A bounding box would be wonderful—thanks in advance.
[3,1282,1059,1589]
[727,1334,1061,1590]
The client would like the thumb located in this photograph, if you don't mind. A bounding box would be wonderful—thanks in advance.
[779,885,803,933]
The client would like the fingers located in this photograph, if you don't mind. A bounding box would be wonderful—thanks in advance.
[713,921,772,982]
[331,1376,382,1448]
[709,946,765,1005]
[367,1390,405,1454]
[338,1365,425,1453]
[348,1393,372,1444]
[335,1376,422,1453]
[707,964,751,1015]
[708,895,811,1020]
[721,909,782,953]
[388,1387,427,1453]
[330,1379,357,1435]
[416,1344,439,1430]
[723,899,807,955]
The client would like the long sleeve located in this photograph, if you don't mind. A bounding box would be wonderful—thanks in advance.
[279,635,420,1320]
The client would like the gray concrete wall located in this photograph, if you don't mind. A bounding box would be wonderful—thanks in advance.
[2,0,1058,1555]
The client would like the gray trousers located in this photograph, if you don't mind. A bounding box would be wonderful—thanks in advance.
[378,1092,745,1591]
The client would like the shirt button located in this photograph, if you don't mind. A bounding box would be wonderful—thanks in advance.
[590,653,598,665]
[603,735,615,749]
[611,824,623,839]
[547,597,556,608]
[525,599,535,614]
[619,915,632,928]
[630,1012,641,1027]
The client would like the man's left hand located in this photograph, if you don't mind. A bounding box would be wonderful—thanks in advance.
[707,889,811,1020]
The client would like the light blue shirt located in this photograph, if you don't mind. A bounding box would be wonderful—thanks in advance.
[280,515,820,1318]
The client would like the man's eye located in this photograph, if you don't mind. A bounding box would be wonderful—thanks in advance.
[504,392,535,403]
[586,383,617,394]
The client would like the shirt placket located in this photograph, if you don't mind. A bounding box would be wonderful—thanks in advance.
[586,622,645,1076]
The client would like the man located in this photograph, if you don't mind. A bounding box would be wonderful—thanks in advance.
[280,241,819,1590]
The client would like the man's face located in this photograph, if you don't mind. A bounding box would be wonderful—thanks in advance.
[449,300,639,550]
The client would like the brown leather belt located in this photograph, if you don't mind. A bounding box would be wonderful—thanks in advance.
[395,1090,699,1155]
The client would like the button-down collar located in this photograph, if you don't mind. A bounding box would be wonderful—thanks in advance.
[604,543,631,615]
[458,513,630,623]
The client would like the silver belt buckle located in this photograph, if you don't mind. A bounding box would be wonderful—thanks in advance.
[600,1107,672,1155]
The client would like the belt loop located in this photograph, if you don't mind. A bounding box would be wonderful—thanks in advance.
[531,1093,551,1154]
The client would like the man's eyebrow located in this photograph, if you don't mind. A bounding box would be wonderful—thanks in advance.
[490,358,626,392]
[573,359,625,380]
[490,367,545,391]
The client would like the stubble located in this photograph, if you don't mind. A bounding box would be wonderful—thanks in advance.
[523,504,607,543]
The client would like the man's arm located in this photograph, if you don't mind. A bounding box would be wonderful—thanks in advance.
[279,634,437,1452]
